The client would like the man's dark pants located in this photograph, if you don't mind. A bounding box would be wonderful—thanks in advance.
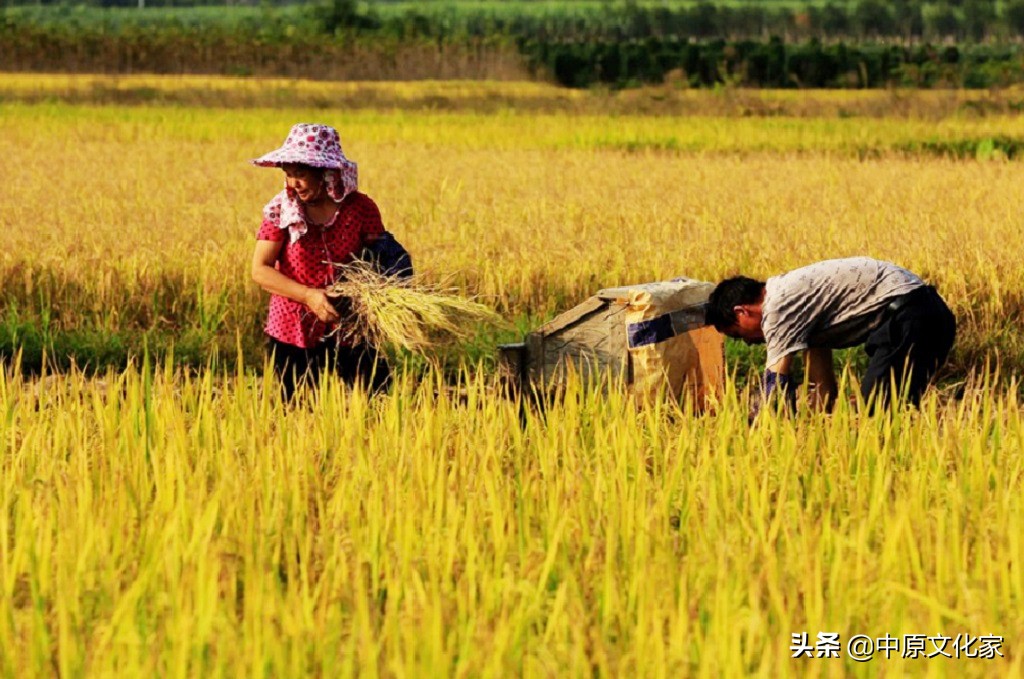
[860,286,956,409]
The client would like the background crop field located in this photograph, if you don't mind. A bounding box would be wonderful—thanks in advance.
[0,75,1022,676]
[3,76,1024,375]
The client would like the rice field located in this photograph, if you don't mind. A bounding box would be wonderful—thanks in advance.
[1,76,1022,676]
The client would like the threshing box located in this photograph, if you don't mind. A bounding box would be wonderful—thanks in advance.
[499,278,724,408]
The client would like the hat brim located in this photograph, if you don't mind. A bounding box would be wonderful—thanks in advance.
[251,148,354,170]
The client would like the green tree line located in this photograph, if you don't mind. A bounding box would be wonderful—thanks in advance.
[523,38,1024,87]
[6,0,1024,87]
[8,1,1024,41]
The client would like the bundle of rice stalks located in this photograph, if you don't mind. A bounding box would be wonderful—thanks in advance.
[325,261,505,353]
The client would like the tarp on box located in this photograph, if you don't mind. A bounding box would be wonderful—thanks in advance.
[598,279,724,406]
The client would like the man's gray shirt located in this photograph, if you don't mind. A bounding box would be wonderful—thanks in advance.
[762,257,924,367]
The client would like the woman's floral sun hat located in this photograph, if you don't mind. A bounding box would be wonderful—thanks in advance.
[252,122,355,172]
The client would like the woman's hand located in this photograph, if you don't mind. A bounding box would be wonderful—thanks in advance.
[253,241,340,323]
[304,288,341,323]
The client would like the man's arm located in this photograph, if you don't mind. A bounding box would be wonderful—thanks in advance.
[767,354,794,376]
[759,353,796,414]
[805,347,837,412]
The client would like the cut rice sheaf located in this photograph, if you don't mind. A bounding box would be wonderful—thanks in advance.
[325,261,504,353]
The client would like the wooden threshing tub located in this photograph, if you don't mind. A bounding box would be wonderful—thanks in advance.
[498,278,725,409]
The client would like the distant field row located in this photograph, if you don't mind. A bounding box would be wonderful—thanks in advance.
[17,99,1024,154]
[5,73,1024,121]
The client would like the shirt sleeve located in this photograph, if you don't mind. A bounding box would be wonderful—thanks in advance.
[356,195,385,242]
[763,300,812,367]
[256,219,286,241]
[257,192,287,241]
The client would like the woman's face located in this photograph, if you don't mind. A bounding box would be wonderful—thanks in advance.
[282,164,325,204]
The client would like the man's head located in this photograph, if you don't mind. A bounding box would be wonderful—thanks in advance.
[706,276,767,344]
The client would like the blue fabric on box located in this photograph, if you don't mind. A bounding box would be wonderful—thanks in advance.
[627,314,674,349]
[627,307,706,349]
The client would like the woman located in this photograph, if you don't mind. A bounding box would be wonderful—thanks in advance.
[251,123,390,399]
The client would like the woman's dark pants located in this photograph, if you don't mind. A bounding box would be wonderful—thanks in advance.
[268,338,391,401]
[860,286,956,410]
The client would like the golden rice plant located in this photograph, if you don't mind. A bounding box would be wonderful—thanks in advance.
[0,362,1021,677]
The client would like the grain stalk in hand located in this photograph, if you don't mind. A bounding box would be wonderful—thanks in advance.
[326,261,504,353]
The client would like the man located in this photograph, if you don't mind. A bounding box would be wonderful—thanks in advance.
[705,257,956,412]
